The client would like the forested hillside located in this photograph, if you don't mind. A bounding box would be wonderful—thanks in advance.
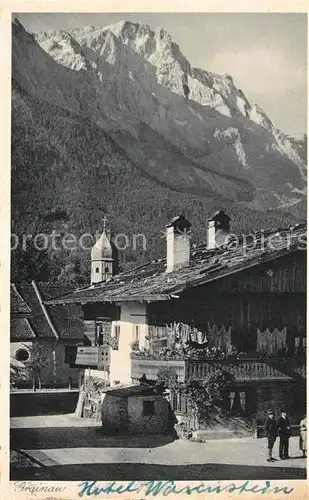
[11,19,306,285]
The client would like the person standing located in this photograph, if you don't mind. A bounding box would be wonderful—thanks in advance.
[264,410,277,462]
[299,416,307,458]
[277,410,291,459]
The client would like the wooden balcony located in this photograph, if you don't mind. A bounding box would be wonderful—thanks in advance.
[186,358,306,381]
[65,345,110,370]
[131,358,186,382]
[130,357,305,383]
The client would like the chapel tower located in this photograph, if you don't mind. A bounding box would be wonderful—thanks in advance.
[91,217,116,284]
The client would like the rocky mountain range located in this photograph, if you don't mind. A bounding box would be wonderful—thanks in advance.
[11,18,307,283]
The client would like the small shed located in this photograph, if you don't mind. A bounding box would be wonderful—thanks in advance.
[101,383,171,435]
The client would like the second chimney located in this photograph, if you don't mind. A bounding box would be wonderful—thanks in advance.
[166,215,191,273]
[207,210,231,250]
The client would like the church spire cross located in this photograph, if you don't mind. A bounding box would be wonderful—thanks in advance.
[102,215,108,231]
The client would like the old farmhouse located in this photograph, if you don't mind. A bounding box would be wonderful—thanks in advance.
[46,212,306,425]
[10,281,84,388]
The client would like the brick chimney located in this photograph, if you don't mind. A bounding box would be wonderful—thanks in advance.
[207,210,231,250]
[166,215,191,273]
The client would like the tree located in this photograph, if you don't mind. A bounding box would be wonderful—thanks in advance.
[24,343,51,391]
[56,260,85,287]
[11,240,57,284]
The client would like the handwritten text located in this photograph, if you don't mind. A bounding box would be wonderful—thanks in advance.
[78,480,294,497]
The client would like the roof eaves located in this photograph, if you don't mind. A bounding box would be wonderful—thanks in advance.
[170,244,302,295]
[42,233,305,306]
[98,294,171,303]
[11,283,32,315]
[25,318,36,338]
[44,293,172,306]
[32,281,60,340]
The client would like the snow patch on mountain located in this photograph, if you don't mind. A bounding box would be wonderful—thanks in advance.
[188,106,203,123]
[214,127,249,168]
[286,182,307,196]
[188,70,231,117]
[128,70,135,81]
[273,129,307,181]
[273,191,303,209]
[35,22,304,148]
[39,31,91,72]
[249,104,273,130]
[35,22,266,128]
[21,19,305,213]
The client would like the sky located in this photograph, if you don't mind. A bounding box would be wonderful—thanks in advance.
[15,13,307,138]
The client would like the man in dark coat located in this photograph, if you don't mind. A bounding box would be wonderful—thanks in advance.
[264,410,277,462]
[277,410,291,459]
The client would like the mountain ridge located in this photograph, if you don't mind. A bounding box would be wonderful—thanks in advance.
[11,19,307,284]
[33,20,306,190]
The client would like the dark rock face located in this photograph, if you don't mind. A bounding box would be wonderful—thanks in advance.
[11,20,306,283]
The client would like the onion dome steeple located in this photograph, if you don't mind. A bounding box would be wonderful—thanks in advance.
[91,216,116,284]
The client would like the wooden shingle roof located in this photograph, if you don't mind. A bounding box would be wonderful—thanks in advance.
[10,282,84,341]
[45,223,306,306]
[10,318,36,340]
[10,284,31,316]
[104,383,159,397]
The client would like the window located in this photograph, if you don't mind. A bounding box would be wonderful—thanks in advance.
[229,390,251,414]
[105,266,110,273]
[114,325,120,340]
[239,391,247,411]
[95,267,99,273]
[15,348,30,362]
[143,400,155,416]
[133,325,140,342]
[295,336,305,355]
[96,322,104,346]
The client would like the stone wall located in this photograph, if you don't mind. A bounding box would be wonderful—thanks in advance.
[101,394,123,433]
[10,390,79,417]
[101,394,170,435]
[256,381,305,425]
[127,395,169,434]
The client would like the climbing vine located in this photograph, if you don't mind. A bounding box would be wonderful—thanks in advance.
[84,376,109,399]
[183,370,234,424]
[156,366,180,392]
[155,366,234,426]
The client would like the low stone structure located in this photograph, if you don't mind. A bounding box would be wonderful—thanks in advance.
[101,383,173,435]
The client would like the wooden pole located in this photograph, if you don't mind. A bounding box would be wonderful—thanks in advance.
[75,389,85,418]
[75,369,85,418]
